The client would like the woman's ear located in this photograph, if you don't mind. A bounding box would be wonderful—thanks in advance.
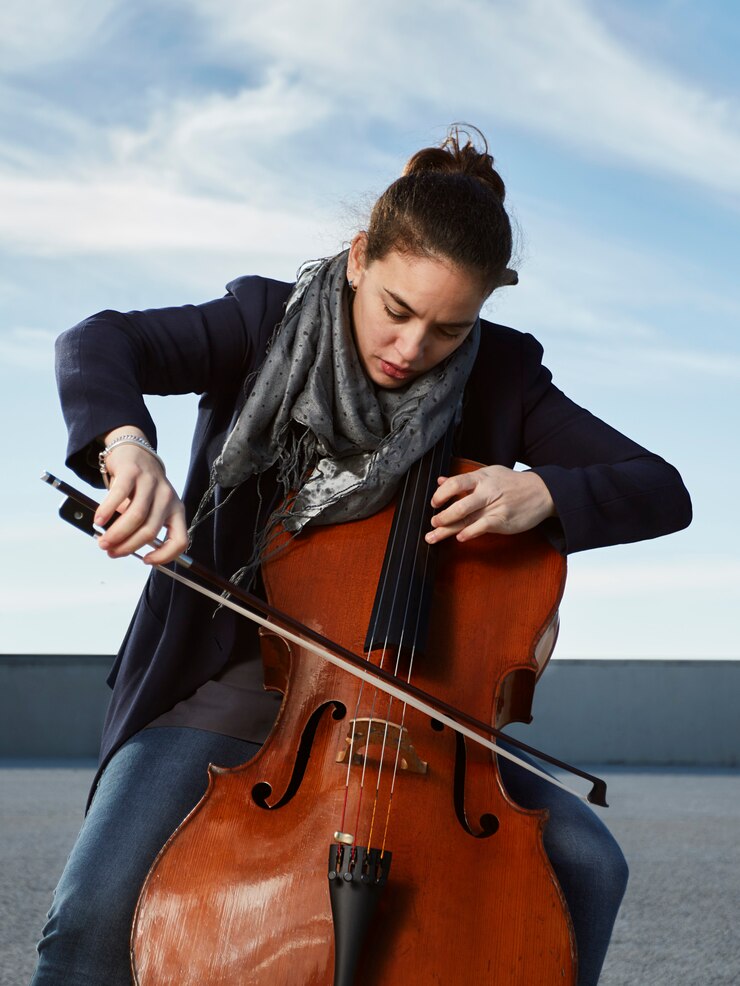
[347,231,369,286]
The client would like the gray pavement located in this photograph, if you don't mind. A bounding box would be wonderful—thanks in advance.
[1,762,739,985]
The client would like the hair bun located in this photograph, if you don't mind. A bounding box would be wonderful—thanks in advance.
[402,124,506,203]
[365,123,514,291]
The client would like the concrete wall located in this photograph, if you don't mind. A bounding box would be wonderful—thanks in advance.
[1,655,110,759]
[506,659,740,766]
[1,655,738,764]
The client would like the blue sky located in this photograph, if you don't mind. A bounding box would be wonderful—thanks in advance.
[0,0,738,658]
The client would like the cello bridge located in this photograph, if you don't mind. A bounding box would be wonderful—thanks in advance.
[335,717,428,774]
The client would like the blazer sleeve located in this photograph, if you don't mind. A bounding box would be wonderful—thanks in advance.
[518,334,692,554]
[55,287,264,486]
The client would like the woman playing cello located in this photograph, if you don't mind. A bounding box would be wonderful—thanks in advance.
[32,126,691,985]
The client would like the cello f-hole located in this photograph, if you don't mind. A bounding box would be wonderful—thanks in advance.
[251,700,346,810]
[452,728,500,838]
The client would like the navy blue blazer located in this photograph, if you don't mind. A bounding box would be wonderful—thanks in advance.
[56,274,692,778]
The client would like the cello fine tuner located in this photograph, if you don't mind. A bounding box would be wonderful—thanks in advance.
[333,832,354,846]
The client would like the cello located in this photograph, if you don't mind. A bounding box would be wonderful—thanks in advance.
[45,447,605,984]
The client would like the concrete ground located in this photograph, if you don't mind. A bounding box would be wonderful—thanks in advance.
[1,762,738,985]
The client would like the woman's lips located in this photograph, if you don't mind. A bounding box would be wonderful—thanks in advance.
[379,358,414,380]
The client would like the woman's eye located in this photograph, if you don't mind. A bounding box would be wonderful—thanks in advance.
[384,306,406,322]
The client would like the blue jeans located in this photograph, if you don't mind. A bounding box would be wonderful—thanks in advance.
[31,727,626,985]
[31,728,262,986]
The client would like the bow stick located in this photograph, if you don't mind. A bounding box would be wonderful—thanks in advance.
[42,471,608,807]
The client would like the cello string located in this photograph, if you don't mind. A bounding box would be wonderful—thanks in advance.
[342,465,417,843]
[375,442,444,852]
[379,476,438,852]
[366,441,443,851]
[355,456,431,850]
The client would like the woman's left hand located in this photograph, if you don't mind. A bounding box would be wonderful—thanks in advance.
[425,465,556,544]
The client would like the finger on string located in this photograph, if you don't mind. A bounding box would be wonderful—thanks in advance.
[431,488,487,528]
[426,504,488,544]
[428,514,493,545]
[455,516,493,542]
[430,472,476,507]
[425,519,464,544]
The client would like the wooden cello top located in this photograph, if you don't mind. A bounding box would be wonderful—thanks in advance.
[131,458,574,985]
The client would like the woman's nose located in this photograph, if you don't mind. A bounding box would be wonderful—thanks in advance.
[395,326,427,364]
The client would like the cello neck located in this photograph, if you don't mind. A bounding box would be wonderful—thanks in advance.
[364,428,454,653]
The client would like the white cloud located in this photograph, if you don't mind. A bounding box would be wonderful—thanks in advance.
[0,0,120,71]
[106,71,333,200]
[0,175,329,259]
[0,0,737,379]
[2,0,740,264]
[177,0,740,200]
[2,172,736,385]
[3,0,740,217]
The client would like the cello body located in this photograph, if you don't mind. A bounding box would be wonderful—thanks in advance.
[131,460,574,985]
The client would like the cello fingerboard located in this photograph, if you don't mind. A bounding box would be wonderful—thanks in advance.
[363,428,454,654]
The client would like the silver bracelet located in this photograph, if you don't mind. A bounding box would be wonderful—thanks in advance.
[98,434,166,488]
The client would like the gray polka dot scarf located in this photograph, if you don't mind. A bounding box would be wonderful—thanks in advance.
[213,250,480,533]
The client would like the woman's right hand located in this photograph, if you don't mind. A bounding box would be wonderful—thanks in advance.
[94,428,188,565]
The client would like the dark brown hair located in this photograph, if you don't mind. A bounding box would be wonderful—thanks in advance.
[365,125,514,293]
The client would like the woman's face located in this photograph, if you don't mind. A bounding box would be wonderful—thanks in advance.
[348,234,488,389]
